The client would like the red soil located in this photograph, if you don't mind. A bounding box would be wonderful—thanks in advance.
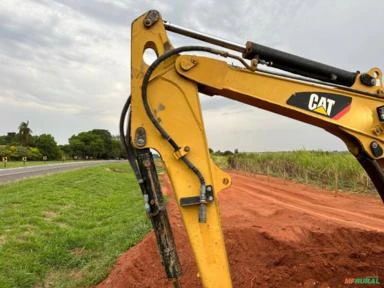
[97,172,384,288]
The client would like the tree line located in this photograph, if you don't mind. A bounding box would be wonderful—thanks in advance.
[0,121,126,161]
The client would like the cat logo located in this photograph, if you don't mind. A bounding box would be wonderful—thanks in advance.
[287,92,352,120]
[308,93,335,116]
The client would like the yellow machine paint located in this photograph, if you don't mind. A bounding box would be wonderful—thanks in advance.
[130,12,233,288]
[127,10,384,288]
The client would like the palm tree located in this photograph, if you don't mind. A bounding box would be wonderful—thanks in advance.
[18,121,32,146]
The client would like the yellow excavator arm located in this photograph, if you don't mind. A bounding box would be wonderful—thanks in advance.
[120,10,384,288]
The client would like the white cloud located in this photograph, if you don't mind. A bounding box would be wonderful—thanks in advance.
[0,0,383,152]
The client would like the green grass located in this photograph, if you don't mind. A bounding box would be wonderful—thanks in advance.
[224,150,376,194]
[0,163,151,288]
[0,161,75,169]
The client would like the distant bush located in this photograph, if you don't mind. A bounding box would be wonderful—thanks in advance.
[0,145,43,161]
[28,147,43,161]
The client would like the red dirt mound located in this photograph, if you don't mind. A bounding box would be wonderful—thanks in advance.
[97,172,384,288]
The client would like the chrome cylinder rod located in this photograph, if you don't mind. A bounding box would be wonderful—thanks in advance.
[163,21,356,87]
[163,21,245,53]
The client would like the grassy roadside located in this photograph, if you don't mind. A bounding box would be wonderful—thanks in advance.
[0,163,150,288]
[214,151,376,194]
[0,161,75,169]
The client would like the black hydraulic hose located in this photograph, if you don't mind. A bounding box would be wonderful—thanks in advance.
[141,45,254,221]
[141,46,223,185]
[142,46,230,222]
[142,45,255,191]
[119,95,131,151]
[119,95,145,188]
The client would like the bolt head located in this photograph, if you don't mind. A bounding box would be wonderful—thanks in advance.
[144,19,152,27]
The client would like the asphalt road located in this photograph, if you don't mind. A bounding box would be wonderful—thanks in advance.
[0,160,122,183]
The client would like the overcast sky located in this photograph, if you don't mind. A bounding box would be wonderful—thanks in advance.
[1,0,384,151]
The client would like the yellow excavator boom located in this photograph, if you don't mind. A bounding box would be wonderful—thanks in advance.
[120,10,384,288]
